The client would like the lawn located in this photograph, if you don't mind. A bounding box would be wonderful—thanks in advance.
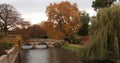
[62,44,81,52]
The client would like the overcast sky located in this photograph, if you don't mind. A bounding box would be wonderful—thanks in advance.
[0,0,96,24]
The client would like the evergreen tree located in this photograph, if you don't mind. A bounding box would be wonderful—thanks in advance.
[78,12,90,36]
[92,0,116,11]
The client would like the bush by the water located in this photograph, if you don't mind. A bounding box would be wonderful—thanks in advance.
[0,41,13,49]
[65,34,82,44]
[0,46,6,56]
[0,33,5,39]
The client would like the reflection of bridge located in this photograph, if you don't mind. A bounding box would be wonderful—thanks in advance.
[28,39,64,47]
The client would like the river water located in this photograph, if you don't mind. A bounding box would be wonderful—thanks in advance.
[15,48,116,63]
[15,48,80,63]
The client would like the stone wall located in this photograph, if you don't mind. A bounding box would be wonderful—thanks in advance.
[0,47,19,63]
[0,55,8,63]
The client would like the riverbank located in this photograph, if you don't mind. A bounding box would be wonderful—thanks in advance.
[61,44,80,52]
[62,44,120,63]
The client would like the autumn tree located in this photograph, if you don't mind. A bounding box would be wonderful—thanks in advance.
[28,25,46,38]
[12,28,30,43]
[41,21,55,38]
[45,1,81,39]
[41,21,65,39]
[0,4,22,35]
[92,0,116,11]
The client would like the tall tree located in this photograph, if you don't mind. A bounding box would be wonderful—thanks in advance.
[92,0,116,11]
[0,4,21,35]
[78,12,90,36]
[45,1,81,39]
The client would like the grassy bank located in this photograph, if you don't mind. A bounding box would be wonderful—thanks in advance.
[62,44,120,63]
[61,44,80,52]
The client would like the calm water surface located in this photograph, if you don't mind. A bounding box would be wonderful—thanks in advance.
[16,48,80,63]
[15,48,115,63]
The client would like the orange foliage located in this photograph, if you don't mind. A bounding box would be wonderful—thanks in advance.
[42,1,81,39]
[13,28,30,43]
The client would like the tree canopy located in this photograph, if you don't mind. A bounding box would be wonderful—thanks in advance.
[92,0,116,11]
[0,4,22,34]
[44,1,81,39]
[79,5,120,59]
[28,25,46,38]
[78,12,90,36]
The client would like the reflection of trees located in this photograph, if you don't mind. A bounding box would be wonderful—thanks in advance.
[48,48,79,63]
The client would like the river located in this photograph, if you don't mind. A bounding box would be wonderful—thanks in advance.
[15,48,116,63]
[15,48,80,63]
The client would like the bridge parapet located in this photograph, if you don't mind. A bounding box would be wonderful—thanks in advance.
[30,38,64,42]
[29,39,64,47]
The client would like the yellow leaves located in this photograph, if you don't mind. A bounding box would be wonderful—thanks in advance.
[42,1,82,39]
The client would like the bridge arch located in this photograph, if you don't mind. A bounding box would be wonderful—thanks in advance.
[29,39,64,48]
[37,42,48,48]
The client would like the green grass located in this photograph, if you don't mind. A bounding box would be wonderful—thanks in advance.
[0,42,13,49]
[62,44,80,52]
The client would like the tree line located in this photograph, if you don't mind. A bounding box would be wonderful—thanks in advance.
[0,4,46,42]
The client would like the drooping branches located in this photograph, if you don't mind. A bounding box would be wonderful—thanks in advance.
[79,5,120,59]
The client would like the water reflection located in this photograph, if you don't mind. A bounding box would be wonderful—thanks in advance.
[16,48,80,63]
[47,48,79,63]
[15,48,117,63]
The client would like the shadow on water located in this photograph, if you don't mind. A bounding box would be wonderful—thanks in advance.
[15,48,116,63]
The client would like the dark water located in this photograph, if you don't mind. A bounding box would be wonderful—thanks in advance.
[15,48,116,63]
[15,48,80,63]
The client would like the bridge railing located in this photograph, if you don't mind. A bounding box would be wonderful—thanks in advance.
[30,38,64,42]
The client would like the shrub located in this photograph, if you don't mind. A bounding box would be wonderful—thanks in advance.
[0,33,5,39]
[0,41,13,49]
[0,46,6,56]
[65,34,82,44]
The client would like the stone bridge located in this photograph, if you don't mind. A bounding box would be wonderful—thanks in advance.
[28,39,64,47]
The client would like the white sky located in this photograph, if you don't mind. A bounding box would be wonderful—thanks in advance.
[0,0,96,24]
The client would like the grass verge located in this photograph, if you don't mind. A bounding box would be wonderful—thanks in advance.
[61,44,80,52]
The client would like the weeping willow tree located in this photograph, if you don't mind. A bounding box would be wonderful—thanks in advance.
[78,5,120,60]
